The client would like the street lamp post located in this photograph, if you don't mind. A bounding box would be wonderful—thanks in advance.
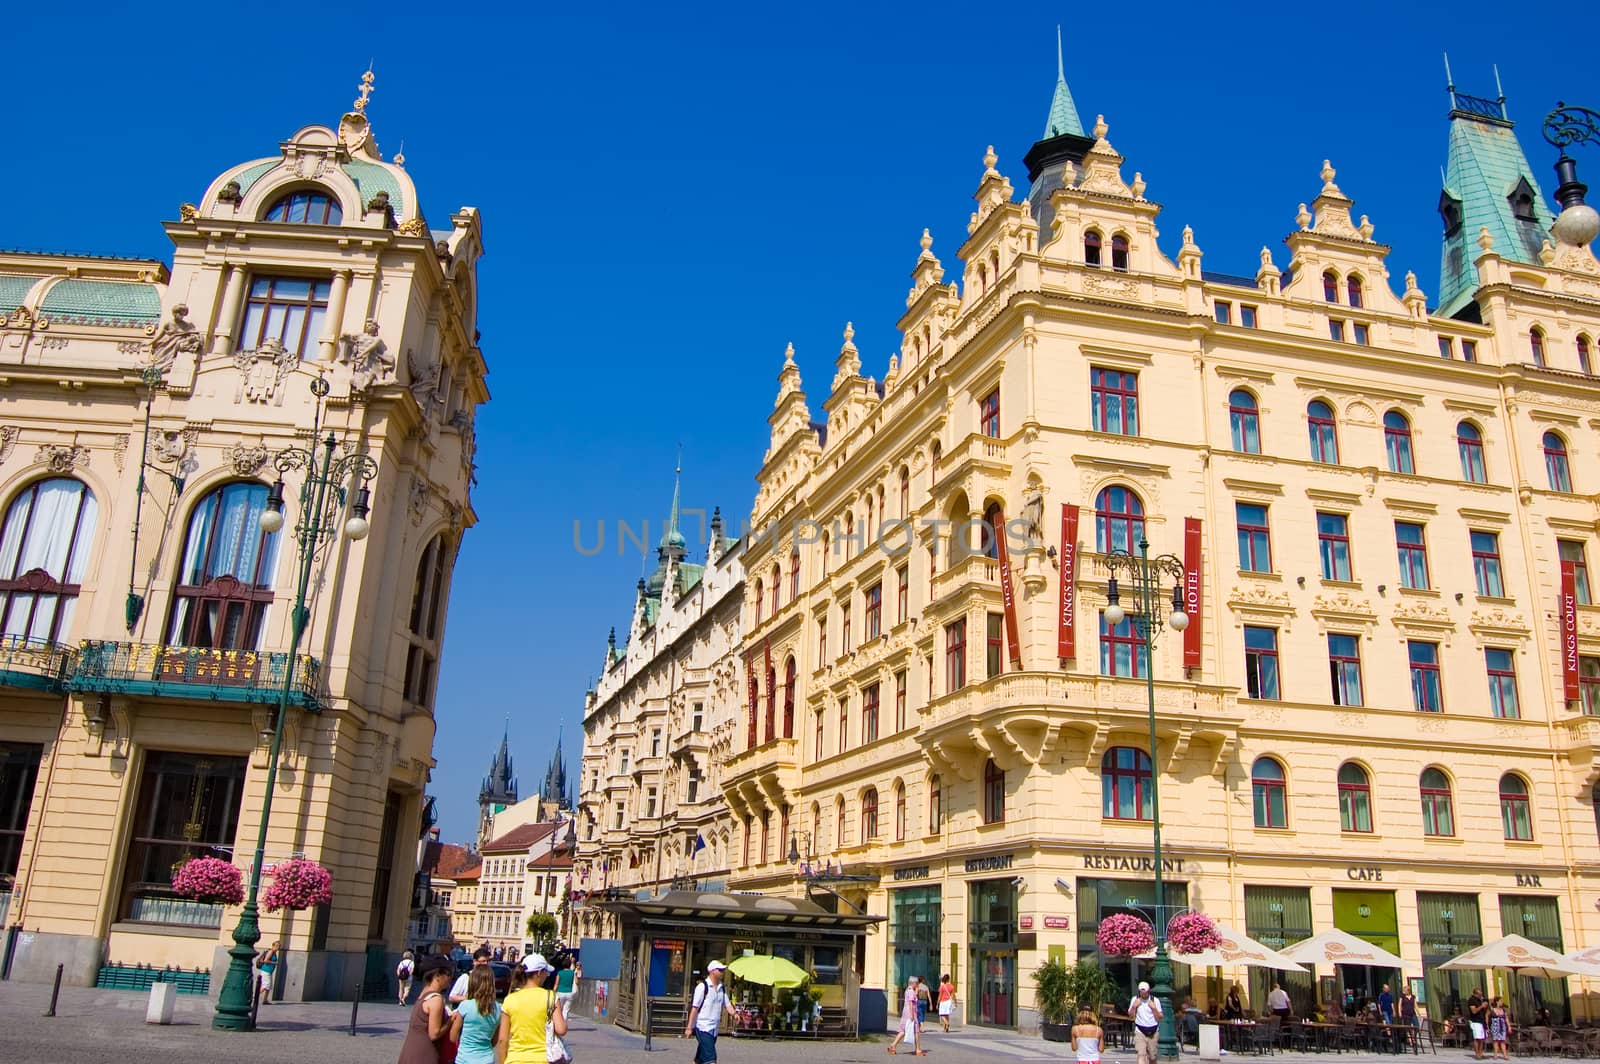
[213,375,376,1031]
[1102,537,1189,1061]
[1543,102,1600,248]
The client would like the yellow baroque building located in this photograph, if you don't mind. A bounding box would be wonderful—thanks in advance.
[722,76,1600,1032]
[0,76,485,1000]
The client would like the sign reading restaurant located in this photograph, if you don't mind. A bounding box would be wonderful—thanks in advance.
[965,854,1014,873]
[1083,854,1187,873]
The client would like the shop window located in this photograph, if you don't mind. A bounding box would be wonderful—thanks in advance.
[119,752,248,927]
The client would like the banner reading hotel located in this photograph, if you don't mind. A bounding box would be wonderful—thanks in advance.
[994,507,1023,668]
[1562,560,1580,701]
[1183,518,1202,670]
[1058,504,1080,659]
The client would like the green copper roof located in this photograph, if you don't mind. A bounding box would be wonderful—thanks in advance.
[1438,107,1555,318]
[1043,30,1084,139]
[0,274,36,313]
[40,279,161,326]
[230,160,279,197]
[343,160,405,215]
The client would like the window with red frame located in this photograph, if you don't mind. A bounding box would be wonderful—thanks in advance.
[894,784,906,841]
[1530,327,1547,367]
[770,564,780,614]
[1544,431,1573,492]
[753,579,764,625]
[1337,763,1373,831]
[1102,747,1152,820]
[1084,229,1103,267]
[944,617,967,692]
[1383,411,1415,474]
[1111,234,1130,272]
[1581,656,1600,715]
[1457,422,1487,483]
[1347,275,1364,308]
[1307,401,1339,463]
[1094,485,1145,553]
[1100,612,1148,678]
[1420,768,1454,837]
[980,389,1001,438]
[983,502,1004,561]
[760,811,770,865]
[865,583,882,639]
[896,565,909,623]
[813,709,824,763]
[894,669,907,731]
[1499,774,1532,840]
[783,657,796,738]
[862,682,880,744]
[929,773,943,833]
[837,699,847,755]
[747,669,759,749]
[861,788,879,840]
[983,758,1005,824]
[899,466,910,520]
[1251,757,1287,828]
[790,546,800,598]
[1090,367,1139,435]
[1323,271,1339,302]
[986,612,1005,679]
[841,601,852,652]
[765,662,777,743]
[1580,334,1594,375]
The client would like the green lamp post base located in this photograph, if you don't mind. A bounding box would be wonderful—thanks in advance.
[1152,944,1179,1060]
[212,900,263,1029]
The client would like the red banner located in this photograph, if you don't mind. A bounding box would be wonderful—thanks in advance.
[993,507,1023,668]
[1183,518,1203,670]
[764,638,775,742]
[1058,504,1080,659]
[745,651,759,750]
[1562,561,1580,701]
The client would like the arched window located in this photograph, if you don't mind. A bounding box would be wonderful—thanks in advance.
[843,512,854,560]
[861,787,879,840]
[1102,747,1152,820]
[1346,275,1364,308]
[753,578,764,624]
[0,478,98,644]
[1420,768,1454,837]
[1544,432,1573,492]
[982,501,1004,561]
[404,534,452,709]
[1383,411,1415,474]
[1456,422,1487,483]
[1228,390,1260,454]
[1307,401,1339,463]
[790,545,801,599]
[770,564,781,614]
[899,466,910,520]
[264,189,342,225]
[1323,271,1339,303]
[1337,763,1373,832]
[928,773,943,834]
[983,758,1005,824]
[1530,327,1547,367]
[821,531,829,577]
[894,782,907,841]
[783,657,796,739]
[1251,757,1287,828]
[1111,234,1130,272]
[811,802,821,853]
[1094,486,1145,554]
[765,661,777,743]
[834,795,846,848]
[1499,774,1533,840]
[1084,229,1103,268]
[167,482,280,650]
[1579,335,1593,375]
[930,441,942,490]
[876,486,886,536]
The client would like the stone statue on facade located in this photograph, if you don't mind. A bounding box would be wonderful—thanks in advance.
[406,347,445,422]
[147,304,202,372]
[340,319,394,391]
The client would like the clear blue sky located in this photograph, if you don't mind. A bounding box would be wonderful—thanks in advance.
[4,2,1584,843]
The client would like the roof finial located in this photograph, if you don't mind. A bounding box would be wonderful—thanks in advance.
[354,68,376,113]
[1444,52,1456,109]
[1056,24,1064,81]
[1493,63,1507,118]
[394,139,406,167]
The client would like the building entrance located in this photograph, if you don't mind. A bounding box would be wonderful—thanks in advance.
[968,878,1017,1027]
[1331,889,1401,1009]
[890,886,941,1005]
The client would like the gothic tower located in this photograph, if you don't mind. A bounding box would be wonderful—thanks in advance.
[478,724,518,846]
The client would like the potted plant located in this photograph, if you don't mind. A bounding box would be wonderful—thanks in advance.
[171,856,244,906]
[1035,958,1074,1041]
[261,857,333,912]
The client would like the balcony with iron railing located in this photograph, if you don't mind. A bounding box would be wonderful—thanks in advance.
[0,636,77,693]
[66,641,324,712]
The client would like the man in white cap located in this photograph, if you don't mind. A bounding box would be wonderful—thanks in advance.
[1129,980,1163,1064]
[684,959,737,1063]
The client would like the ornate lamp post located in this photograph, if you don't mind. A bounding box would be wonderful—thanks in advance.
[1102,537,1189,1061]
[1543,103,1600,248]
[213,375,376,1031]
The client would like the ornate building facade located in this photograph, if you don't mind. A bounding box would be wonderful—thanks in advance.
[723,64,1600,1031]
[573,482,744,938]
[0,74,485,1000]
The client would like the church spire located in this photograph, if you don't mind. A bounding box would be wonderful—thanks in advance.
[656,452,686,564]
[1043,26,1085,139]
[1023,30,1096,234]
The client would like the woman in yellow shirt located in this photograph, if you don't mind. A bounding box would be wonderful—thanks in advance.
[497,953,567,1064]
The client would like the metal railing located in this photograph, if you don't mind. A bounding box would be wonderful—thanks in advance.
[68,640,324,711]
[0,636,77,692]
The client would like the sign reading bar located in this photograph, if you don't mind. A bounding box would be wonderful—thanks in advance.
[1043,915,1071,930]
[1082,855,1186,873]
[893,866,931,881]
[994,507,1023,669]
[1562,561,1580,701]
[1058,504,1080,659]
[1183,518,1202,670]
[965,853,1014,873]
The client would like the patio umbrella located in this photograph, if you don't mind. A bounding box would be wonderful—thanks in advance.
[726,954,810,987]
[1137,924,1307,971]
[1438,934,1582,979]
[1563,947,1600,977]
[1277,928,1407,970]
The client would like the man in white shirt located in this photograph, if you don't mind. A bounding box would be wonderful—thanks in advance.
[1129,980,1164,1064]
[1267,982,1292,1018]
[448,947,491,1007]
[684,960,738,1064]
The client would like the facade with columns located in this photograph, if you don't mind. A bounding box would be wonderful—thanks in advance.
[573,488,744,940]
[724,70,1600,1032]
[0,77,485,1000]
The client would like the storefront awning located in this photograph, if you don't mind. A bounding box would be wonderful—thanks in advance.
[596,890,884,936]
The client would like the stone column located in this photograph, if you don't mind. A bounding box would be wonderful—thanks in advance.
[318,269,352,362]
[210,266,248,357]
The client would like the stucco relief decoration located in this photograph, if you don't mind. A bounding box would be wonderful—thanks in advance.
[1,305,34,330]
[146,304,203,373]
[1344,401,1377,425]
[228,440,271,476]
[1083,272,1139,298]
[406,348,445,423]
[339,320,394,391]
[35,443,89,473]
[408,475,430,523]
[234,338,299,405]
[111,434,129,472]
[1310,162,1364,240]
[0,426,18,466]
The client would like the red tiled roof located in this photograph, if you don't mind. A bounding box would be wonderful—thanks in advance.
[434,844,480,880]
[481,820,558,854]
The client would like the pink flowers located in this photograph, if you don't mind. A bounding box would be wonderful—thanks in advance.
[1096,913,1155,957]
[1166,911,1222,955]
[171,856,244,905]
[263,857,333,912]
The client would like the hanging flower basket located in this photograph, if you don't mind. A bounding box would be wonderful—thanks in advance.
[1096,913,1155,957]
[1166,911,1222,955]
[171,856,244,906]
[262,857,333,912]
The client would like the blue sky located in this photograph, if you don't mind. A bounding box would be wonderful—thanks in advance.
[4,2,1583,843]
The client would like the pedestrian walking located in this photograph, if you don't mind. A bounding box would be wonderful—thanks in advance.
[257,941,280,1005]
[1488,997,1511,1060]
[1378,983,1395,1025]
[888,976,924,1055]
[936,974,956,1032]
[1399,985,1419,1028]
[449,965,502,1064]
[1467,988,1489,1060]
[683,960,737,1064]
[1129,981,1164,1064]
[397,955,454,1064]
[396,949,416,1006]
[497,953,567,1064]
[1072,1008,1104,1064]
[916,977,932,1028]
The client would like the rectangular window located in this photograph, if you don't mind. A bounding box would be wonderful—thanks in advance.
[1100,613,1148,678]
[1243,626,1280,700]
[1560,540,1593,606]
[1328,633,1363,706]
[1090,367,1140,435]
[1409,641,1443,712]
[814,710,824,763]
[1329,319,1346,342]
[1236,503,1272,572]
[986,612,1004,679]
[651,730,661,757]
[1471,531,1505,597]
[841,602,852,653]
[1581,657,1600,716]
[1462,340,1478,363]
[240,276,332,359]
[1240,305,1258,328]
[944,618,967,692]
[1353,322,1370,346]
[1486,648,1520,718]
[896,565,909,623]
[817,616,827,662]
[691,702,703,731]
[837,701,848,755]
[1395,522,1430,590]
[1317,512,1353,581]
[895,669,908,731]
[645,787,657,818]
[0,743,41,896]
[865,583,882,639]
[1438,337,1454,359]
[979,389,1001,438]
[619,750,630,774]
[862,682,881,744]
[1214,301,1232,325]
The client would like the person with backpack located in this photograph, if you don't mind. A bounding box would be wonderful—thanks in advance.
[683,960,738,1064]
[396,950,416,1007]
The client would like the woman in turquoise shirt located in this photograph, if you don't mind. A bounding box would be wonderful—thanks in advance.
[449,966,502,1064]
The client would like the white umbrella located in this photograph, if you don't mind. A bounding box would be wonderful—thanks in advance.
[1277,928,1407,970]
[1137,924,1307,971]
[1563,947,1600,977]
[1439,934,1582,980]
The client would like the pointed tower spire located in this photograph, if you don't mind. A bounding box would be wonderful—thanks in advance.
[1024,31,1096,235]
[656,451,686,564]
[1044,26,1085,139]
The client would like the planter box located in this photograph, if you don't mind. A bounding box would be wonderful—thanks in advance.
[1042,1023,1073,1042]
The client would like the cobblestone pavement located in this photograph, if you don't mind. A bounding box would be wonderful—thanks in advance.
[0,983,1582,1064]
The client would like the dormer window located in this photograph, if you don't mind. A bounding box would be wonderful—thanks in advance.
[1084,229,1103,268]
[1438,190,1464,236]
[1111,234,1130,272]
[264,189,342,226]
[1508,178,1538,223]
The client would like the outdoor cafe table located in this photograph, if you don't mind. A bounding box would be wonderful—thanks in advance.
[1299,1021,1341,1052]
[1212,1020,1257,1053]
